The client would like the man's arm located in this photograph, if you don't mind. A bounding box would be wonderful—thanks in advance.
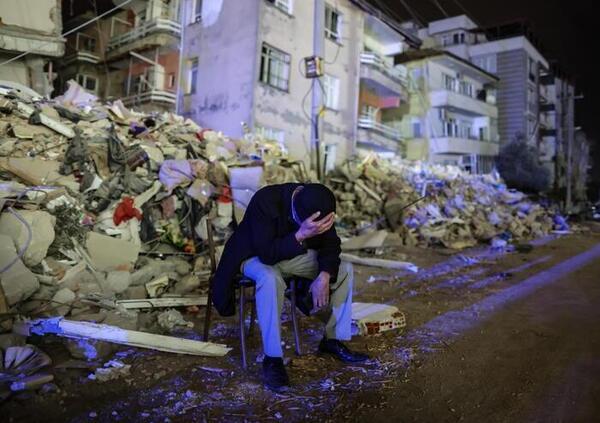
[247,203,306,266]
[316,226,341,280]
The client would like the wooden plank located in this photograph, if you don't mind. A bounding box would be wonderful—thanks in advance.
[340,253,418,273]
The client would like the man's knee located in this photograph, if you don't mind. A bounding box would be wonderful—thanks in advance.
[255,266,284,291]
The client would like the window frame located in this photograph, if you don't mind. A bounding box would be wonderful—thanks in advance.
[322,74,340,110]
[259,43,291,92]
[325,4,342,44]
[187,58,199,95]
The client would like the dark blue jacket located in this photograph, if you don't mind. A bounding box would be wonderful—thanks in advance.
[211,183,341,316]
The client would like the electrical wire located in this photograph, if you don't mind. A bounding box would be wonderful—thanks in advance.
[0,0,135,68]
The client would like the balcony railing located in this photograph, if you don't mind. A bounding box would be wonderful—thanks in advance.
[358,115,402,140]
[122,89,177,106]
[360,52,407,85]
[108,18,181,51]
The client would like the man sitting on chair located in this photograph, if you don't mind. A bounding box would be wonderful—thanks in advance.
[212,183,368,390]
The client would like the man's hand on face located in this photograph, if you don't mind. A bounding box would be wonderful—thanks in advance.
[310,271,330,311]
[295,211,335,243]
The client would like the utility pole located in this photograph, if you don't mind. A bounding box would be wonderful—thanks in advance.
[311,0,325,182]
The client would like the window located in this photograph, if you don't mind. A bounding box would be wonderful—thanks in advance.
[168,73,176,89]
[325,5,342,43]
[412,118,422,138]
[256,125,285,144]
[187,58,198,94]
[441,34,453,46]
[193,0,202,23]
[80,35,96,53]
[528,57,536,82]
[459,80,473,97]
[266,0,293,14]
[472,55,497,74]
[361,105,377,119]
[76,74,98,93]
[322,74,340,110]
[443,73,456,91]
[259,44,290,91]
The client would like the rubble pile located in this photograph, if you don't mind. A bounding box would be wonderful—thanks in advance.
[0,81,296,383]
[329,155,560,249]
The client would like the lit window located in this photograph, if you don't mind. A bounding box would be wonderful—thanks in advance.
[325,5,342,43]
[259,44,291,91]
[322,74,340,110]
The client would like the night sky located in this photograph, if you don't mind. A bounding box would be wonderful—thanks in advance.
[372,0,599,196]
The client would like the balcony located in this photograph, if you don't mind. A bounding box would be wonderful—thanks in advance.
[122,89,177,108]
[360,52,407,98]
[357,115,402,152]
[106,17,181,58]
[430,89,498,118]
[64,33,101,65]
[430,137,499,156]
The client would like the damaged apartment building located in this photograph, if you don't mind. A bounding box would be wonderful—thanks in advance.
[179,0,421,168]
[0,0,65,97]
[56,0,181,113]
[414,15,584,187]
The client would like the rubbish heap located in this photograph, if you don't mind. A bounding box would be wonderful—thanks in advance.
[329,155,560,249]
[0,80,305,395]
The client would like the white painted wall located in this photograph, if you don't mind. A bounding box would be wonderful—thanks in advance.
[0,0,59,34]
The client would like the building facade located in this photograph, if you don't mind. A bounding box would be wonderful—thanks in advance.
[179,0,418,168]
[394,49,499,172]
[416,15,580,186]
[57,0,181,112]
[0,0,65,97]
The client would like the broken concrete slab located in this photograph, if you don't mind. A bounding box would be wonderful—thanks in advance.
[0,158,79,191]
[103,271,132,294]
[341,230,388,251]
[340,253,419,273]
[15,318,231,357]
[0,210,56,267]
[50,288,76,316]
[85,232,140,272]
[157,309,194,332]
[0,235,39,306]
[351,302,407,336]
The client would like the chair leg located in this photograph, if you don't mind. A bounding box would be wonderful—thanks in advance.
[203,283,213,342]
[248,286,256,337]
[239,286,248,370]
[289,279,301,356]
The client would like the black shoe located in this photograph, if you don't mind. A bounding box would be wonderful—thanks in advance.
[262,356,289,391]
[318,338,369,363]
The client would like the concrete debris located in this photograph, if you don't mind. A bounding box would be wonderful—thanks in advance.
[50,288,76,316]
[340,253,419,273]
[88,359,131,383]
[14,318,231,357]
[0,80,570,387]
[329,155,562,250]
[351,303,407,336]
[0,235,39,306]
[86,233,140,272]
[0,210,55,267]
[157,309,194,332]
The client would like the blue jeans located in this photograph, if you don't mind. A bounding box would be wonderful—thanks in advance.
[241,250,353,357]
